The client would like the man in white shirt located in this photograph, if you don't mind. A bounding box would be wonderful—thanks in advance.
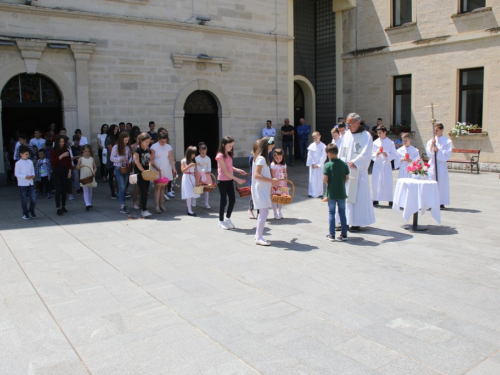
[29,129,46,150]
[74,129,88,146]
[262,120,276,160]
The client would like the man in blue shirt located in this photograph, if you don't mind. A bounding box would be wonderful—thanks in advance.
[296,118,311,165]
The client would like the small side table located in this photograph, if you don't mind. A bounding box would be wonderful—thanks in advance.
[392,178,441,231]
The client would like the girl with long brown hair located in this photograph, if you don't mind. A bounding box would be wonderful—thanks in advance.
[110,131,132,213]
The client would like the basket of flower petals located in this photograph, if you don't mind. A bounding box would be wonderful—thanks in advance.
[271,179,294,205]
[154,177,170,187]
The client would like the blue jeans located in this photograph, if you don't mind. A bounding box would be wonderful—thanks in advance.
[114,167,129,204]
[19,185,36,216]
[73,169,80,191]
[282,141,294,166]
[328,198,347,236]
[298,139,309,164]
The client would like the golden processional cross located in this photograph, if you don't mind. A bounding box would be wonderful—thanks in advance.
[425,103,440,182]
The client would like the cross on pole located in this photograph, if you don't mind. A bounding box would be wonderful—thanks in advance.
[425,103,440,182]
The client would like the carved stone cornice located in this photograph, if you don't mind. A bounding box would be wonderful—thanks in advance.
[16,40,46,74]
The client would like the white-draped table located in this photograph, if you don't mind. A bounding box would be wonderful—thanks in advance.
[392,178,441,231]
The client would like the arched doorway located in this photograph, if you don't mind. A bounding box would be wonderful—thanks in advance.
[183,91,219,167]
[2,73,63,147]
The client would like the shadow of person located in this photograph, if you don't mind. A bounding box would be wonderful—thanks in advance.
[231,228,271,236]
[425,225,458,235]
[271,238,319,252]
[443,208,481,214]
[344,236,380,247]
[366,227,414,243]
[268,218,312,226]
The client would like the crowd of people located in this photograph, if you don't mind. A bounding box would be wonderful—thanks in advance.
[12,113,452,246]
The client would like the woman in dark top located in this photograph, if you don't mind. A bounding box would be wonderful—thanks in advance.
[105,124,118,198]
[133,132,158,217]
[50,135,73,216]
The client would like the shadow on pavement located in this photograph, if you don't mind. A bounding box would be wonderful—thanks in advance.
[272,238,319,252]
[367,227,413,243]
[443,208,481,214]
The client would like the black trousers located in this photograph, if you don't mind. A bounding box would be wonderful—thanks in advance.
[39,176,50,195]
[98,148,106,178]
[137,174,149,211]
[218,180,235,221]
[107,167,115,195]
[52,166,70,208]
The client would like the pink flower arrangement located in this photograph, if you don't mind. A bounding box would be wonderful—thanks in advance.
[406,158,430,176]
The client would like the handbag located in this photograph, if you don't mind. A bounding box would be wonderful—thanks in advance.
[129,174,138,185]
[118,162,129,175]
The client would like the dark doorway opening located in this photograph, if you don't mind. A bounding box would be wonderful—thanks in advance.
[2,73,63,149]
[183,91,219,168]
[294,82,305,161]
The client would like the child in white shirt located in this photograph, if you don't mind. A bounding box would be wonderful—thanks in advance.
[395,133,420,179]
[15,146,36,219]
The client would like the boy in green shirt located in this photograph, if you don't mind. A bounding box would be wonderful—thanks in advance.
[323,144,350,241]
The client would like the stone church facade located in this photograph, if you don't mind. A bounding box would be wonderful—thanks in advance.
[0,0,499,183]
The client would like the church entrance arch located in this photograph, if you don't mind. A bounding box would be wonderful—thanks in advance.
[294,75,316,160]
[1,73,63,182]
[183,91,219,168]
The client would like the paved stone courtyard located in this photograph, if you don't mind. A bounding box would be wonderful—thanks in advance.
[1,167,500,375]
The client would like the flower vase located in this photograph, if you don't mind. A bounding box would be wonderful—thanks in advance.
[411,174,421,180]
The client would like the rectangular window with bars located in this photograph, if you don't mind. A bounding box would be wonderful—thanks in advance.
[393,75,412,126]
[459,68,484,127]
[393,0,412,27]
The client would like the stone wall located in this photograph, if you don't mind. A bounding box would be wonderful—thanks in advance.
[0,1,291,164]
[341,1,500,165]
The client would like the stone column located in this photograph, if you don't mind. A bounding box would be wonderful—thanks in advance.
[173,110,185,160]
[70,44,95,139]
[16,40,47,74]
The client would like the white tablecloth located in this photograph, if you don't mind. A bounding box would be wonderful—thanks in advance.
[392,178,441,224]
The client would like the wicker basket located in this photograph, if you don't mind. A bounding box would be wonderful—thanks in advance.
[154,177,170,187]
[271,179,295,205]
[198,173,217,192]
[193,185,204,194]
[142,164,159,181]
[79,165,94,185]
[236,185,252,198]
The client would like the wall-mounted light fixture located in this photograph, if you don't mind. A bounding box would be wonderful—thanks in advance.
[197,54,213,60]
[0,41,15,46]
[48,44,69,49]
[196,16,211,25]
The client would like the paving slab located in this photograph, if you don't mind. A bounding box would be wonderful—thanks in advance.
[0,168,499,373]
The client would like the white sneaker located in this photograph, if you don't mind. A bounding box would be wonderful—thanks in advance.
[132,203,140,209]
[224,218,235,229]
[192,199,197,207]
[167,192,175,198]
[163,193,170,201]
[68,194,74,200]
[141,210,152,217]
[274,215,281,220]
[256,239,271,246]
[218,221,230,230]
[205,204,211,209]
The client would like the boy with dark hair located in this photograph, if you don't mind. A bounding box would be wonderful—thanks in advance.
[35,148,52,198]
[14,135,36,161]
[323,143,350,241]
[74,128,88,146]
[15,145,37,219]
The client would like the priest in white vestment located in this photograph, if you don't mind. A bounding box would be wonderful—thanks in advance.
[341,113,375,230]
[426,123,453,208]
[371,126,397,206]
[394,133,420,179]
[307,131,327,198]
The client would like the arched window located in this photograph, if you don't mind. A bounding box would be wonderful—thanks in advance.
[1,74,61,107]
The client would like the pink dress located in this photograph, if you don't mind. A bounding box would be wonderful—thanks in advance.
[270,162,288,195]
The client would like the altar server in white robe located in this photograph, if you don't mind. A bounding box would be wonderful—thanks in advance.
[394,132,420,179]
[307,131,327,198]
[371,125,397,206]
[341,113,375,231]
[426,123,452,209]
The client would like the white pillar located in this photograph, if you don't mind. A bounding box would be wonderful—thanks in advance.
[70,44,95,139]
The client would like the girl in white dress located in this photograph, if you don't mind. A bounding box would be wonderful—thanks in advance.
[181,146,199,216]
[270,148,287,220]
[252,137,279,246]
[75,145,97,210]
[194,142,212,209]
[150,130,177,213]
